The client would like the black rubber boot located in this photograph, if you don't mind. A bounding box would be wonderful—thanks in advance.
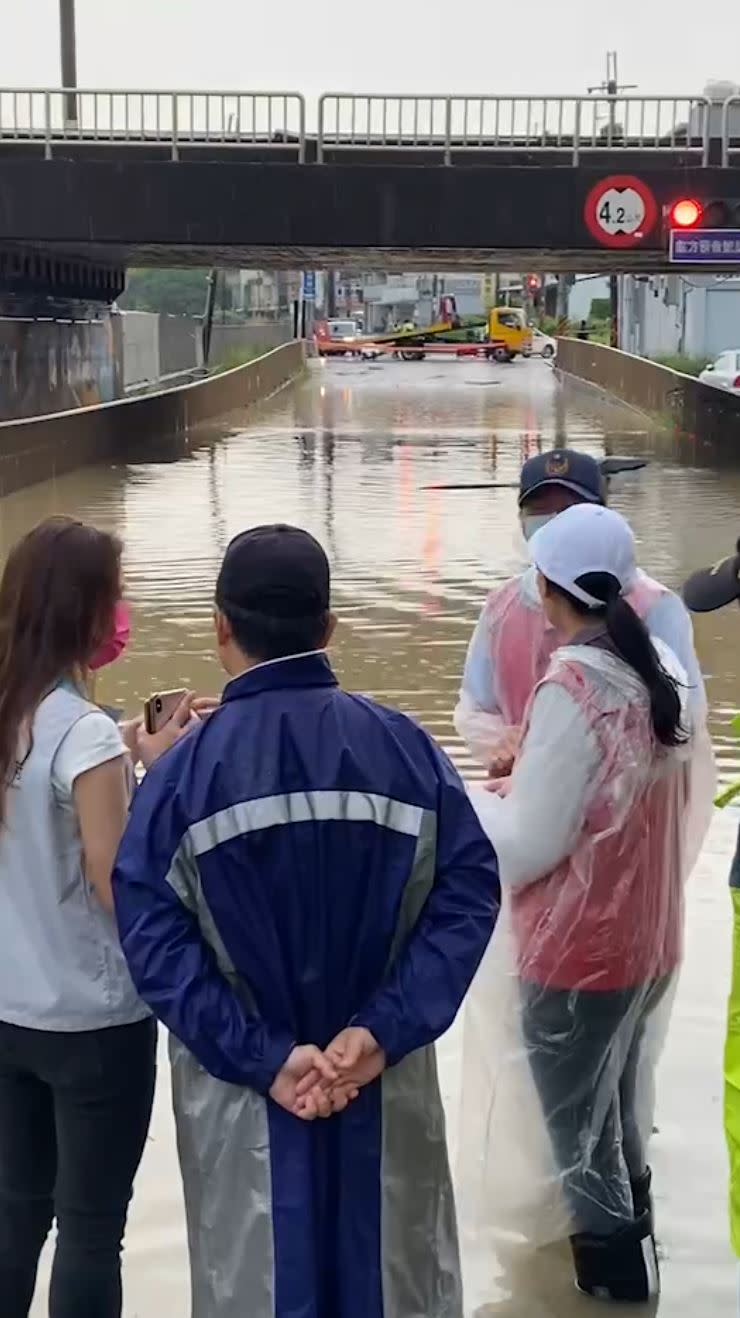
[571,1210,660,1303]
[630,1167,654,1233]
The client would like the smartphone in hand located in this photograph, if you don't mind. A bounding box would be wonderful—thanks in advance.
[144,689,188,735]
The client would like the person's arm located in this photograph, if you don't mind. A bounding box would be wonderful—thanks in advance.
[647,592,707,720]
[75,758,129,912]
[112,758,294,1092]
[467,682,600,890]
[648,596,716,873]
[52,711,130,914]
[453,605,519,770]
[351,743,500,1066]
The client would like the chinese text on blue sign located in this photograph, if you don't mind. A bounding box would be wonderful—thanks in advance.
[670,230,740,263]
[302,271,316,300]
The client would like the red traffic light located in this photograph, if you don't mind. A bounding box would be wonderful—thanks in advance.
[670,198,703,229]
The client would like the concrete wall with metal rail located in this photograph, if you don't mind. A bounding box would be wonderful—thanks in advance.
[556,337,740,444]
[121,314,295,389]
[0,314,123,421]
[0,339,304,497]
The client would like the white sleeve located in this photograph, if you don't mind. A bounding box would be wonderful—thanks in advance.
[454,605,517,767]
[467,682,600,889]
[647,592,707,719]
[51,711,126,806]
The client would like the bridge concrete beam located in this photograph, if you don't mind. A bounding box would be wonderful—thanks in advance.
[0,158,736,274]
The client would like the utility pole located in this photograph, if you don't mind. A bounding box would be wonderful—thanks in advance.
[587,51,636,144]
[555,274,570,334]
[326,270,337,318]
[609,274,620,348]
[59,0,78,126]
[588,54,635,347]
[202,269,218,369]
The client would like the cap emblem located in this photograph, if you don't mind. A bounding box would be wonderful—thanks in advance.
[545,452,569,477]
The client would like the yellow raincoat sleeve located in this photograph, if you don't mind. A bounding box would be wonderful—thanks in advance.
[726,856,740,1257]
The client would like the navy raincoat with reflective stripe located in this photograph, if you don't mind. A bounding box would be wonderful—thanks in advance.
[113,653,500,1318]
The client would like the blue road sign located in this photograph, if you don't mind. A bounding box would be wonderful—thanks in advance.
[670,229,740,263]
[302,271,316,300]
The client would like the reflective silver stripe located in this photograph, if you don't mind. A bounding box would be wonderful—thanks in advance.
[164,836,276,1316]
[170,1036,275,1318]
[380,811,464,1317]
[189,790,424,858]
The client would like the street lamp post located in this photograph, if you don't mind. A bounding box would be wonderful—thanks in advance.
[59,0,78,126]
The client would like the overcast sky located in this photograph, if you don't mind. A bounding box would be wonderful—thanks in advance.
[2,0,738,102]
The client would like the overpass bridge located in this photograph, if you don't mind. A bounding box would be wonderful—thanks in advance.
[1,87,740,294]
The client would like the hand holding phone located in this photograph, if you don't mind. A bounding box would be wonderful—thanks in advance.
[144,689,189,736]
[138,690,198,771]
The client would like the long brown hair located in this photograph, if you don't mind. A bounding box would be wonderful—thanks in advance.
[0,517,122,819]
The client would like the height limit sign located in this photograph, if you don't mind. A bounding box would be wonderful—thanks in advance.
[584,175,658,249]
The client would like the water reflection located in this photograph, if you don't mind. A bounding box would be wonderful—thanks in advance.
[2,358,738,778]
[9,355,739,1316]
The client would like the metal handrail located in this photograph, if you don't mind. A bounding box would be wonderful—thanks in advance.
[722,95,740,167]
[318,93,712,166]
[0,87,307,161]
[0,87,731,166]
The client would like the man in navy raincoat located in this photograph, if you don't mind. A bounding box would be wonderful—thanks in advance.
[113,524,500,1318]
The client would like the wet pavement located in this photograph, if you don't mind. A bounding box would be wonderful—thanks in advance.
[13,355,739,1314]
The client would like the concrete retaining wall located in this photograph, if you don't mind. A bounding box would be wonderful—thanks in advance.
[209,320,294,362]
[556,338,740,445]
[120,310,161,388]
[119,313,294,388]
[0,339,304,497]
[0,315,122,420]
[158,313,200,377]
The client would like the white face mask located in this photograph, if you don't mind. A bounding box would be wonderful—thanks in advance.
[521,513,556,541]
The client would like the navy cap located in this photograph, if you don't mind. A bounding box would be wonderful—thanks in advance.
[518,449,605,507]
[683,540,740,613]
[216,524,330,619]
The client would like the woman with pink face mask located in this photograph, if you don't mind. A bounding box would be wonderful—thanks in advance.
[0,517,195,1318]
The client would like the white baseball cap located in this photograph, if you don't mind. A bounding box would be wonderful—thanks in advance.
[530,503,637,608]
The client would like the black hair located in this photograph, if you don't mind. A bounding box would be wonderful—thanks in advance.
[221,603,330,662]
[547,571,686,748]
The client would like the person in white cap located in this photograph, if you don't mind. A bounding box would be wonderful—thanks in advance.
[459,505,696,1306]
[453,448,706,777]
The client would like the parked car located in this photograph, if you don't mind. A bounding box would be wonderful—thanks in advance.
[699,350,740,394]
[315,319,380,358]
[524,329,557,360]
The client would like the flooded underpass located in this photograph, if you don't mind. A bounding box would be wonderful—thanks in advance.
[12,355,739,1315]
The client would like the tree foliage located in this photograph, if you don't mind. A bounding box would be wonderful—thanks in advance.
[119,269,208,316]
[589,298,611,321]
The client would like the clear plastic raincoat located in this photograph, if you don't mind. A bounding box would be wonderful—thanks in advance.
[455,566,705,771]
[457,638,697,1308]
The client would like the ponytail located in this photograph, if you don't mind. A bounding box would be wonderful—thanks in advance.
[602,593,686,747]
[552,571,687,748]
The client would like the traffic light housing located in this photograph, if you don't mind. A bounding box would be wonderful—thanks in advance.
[664,197,740,232]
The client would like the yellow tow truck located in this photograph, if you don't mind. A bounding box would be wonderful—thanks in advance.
[364,298,533,362]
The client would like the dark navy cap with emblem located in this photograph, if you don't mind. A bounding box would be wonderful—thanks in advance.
[518,449,605,507]
[683,540,740,613]
[216,524,330,619]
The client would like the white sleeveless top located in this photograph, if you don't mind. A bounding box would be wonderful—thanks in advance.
[0,683,148,1031]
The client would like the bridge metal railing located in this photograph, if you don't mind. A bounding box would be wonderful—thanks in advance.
[317,94,712,164]
[0,88,307,160]
[722,95,740,166]
[3,87,739,166]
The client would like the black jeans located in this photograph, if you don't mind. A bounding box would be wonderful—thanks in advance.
[521,979,669,1237]
[0,1016,157,1318]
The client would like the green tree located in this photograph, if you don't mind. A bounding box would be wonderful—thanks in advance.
[589,298,611,321]
[119,269,209,316]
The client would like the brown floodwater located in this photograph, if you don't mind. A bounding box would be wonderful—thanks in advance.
[15,356,739,1315]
